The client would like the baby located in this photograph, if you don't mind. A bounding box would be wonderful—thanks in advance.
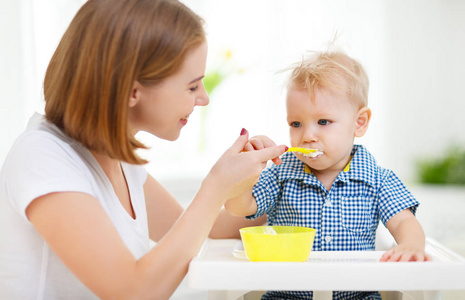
[226,49,431,300]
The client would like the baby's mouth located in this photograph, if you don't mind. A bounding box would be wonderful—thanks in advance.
[303,150,324,158]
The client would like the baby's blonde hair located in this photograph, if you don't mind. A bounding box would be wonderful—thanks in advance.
[288,50,369,108]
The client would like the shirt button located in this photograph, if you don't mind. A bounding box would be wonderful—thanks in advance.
[325,200,332,207]
[325,235,332,243]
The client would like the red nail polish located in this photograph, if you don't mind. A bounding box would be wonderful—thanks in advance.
[240,128,247,135]
[284,146,289,151]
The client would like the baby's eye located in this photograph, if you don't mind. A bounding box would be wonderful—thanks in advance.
[318,119,330,126]
[189,85,199,92]
[290,121,302,128]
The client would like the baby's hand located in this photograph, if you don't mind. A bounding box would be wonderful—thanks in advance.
[244,135,284,165]
[380,244,432,262]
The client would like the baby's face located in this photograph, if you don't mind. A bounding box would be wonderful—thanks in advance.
[286,86,361,174]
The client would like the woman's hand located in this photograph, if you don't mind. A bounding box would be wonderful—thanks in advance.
[243,135,284,165]
[204,129,287,203]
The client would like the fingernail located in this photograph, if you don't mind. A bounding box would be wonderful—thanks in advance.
[284,146,289,151]
[240,128,247,135]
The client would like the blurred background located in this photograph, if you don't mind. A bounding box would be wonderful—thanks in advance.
[1,0,464,297]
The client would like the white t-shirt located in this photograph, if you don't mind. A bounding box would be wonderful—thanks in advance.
[0,113,150,299]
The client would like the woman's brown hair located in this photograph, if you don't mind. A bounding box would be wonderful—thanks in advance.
[43,0,205,164]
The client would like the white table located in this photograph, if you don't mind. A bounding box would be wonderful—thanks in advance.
[188,238,465,300]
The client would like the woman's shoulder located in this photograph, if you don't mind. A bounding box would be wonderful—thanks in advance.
[1,115,97,218]
[8,119,82,166]
[2,113,95,185]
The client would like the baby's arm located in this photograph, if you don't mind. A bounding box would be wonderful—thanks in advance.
[224,191,258,216]
[380,209,432,262]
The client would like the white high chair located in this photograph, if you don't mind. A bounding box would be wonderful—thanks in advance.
[188,224,465,300]
[238,226,452,300]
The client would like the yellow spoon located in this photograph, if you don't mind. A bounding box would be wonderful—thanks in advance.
[286,147,324,157]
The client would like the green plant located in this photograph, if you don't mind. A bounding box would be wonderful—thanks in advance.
[416,145,465,185]
[203,48,236,93]
[203,70,225,96]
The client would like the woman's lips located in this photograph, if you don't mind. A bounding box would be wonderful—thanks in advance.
[180,113,191,126]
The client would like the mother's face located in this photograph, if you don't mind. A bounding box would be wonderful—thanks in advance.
[128,42,209,141]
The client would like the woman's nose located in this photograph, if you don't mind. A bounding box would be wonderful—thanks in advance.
[195,83,210,107]
[195,95,209,107]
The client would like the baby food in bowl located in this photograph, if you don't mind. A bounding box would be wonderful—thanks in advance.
[239,226,316,262]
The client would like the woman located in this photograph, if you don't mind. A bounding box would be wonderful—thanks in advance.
[0,0,285,298]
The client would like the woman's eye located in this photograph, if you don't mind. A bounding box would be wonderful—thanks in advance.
[290,121,302,128]
[318,119,330,126]
[189,85,199,92]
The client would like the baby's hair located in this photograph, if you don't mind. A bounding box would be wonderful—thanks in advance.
[287,49,369,108]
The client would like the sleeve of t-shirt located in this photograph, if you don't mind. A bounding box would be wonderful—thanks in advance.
[247,166,281,220]
[378,170,419,225]
[3,132,95,221]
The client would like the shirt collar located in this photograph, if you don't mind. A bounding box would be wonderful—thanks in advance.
[337,145,378,186]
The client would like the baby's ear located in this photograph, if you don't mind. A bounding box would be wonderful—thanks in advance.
[354,107,371,137]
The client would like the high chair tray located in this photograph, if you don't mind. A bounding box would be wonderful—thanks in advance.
[188,238,465,299]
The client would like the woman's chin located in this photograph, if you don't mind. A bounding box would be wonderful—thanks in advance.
[165,133,180,141]
[151,130,181,141]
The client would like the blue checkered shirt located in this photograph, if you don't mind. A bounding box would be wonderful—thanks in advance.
[248,145,419,300]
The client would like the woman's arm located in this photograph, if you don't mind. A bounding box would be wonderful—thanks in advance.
[27,192,154,298]
[144,174,266,241]
[209,209,266,239]
[27,131,286,299]
[26,182,225,299]
[144,175,184,242]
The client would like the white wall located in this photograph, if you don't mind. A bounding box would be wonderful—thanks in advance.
[0,1,31,163]
[143,0,392,180]
[143,0,465,184]
[1,0,464,183]
[0,0,84,168]
[383,0,465,181]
